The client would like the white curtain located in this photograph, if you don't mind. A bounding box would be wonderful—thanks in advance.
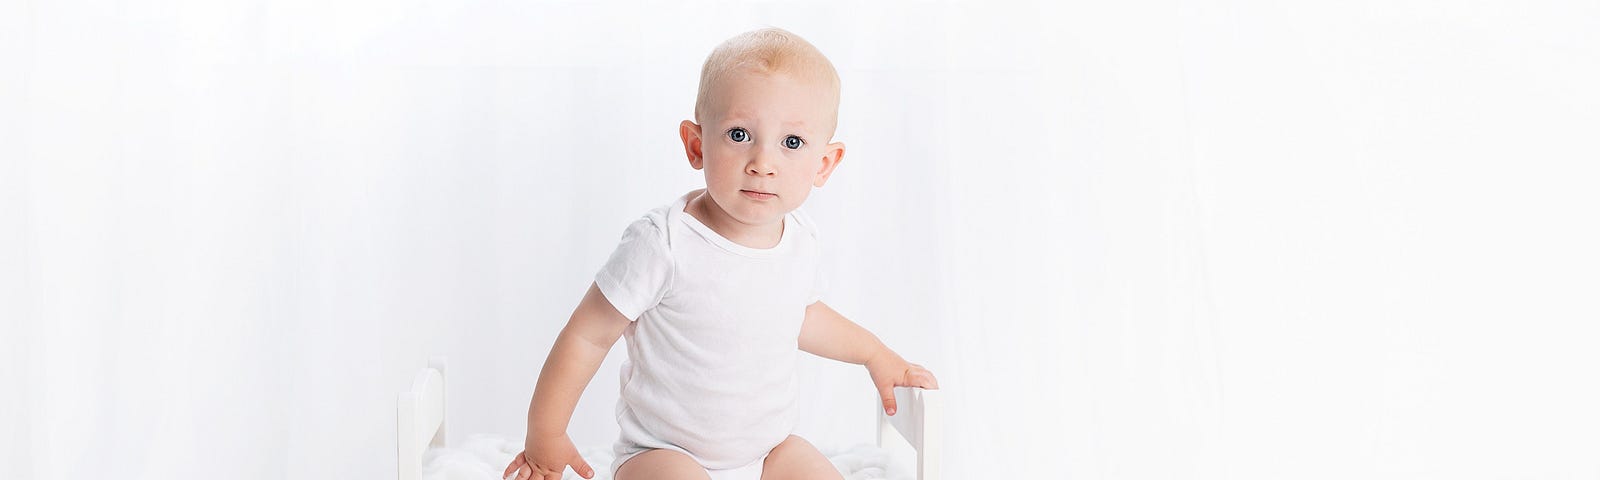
[4,1,1598,479]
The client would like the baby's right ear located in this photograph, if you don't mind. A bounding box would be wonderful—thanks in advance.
[679,120,704,170]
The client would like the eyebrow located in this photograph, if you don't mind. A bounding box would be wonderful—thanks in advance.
[722,115,809,130]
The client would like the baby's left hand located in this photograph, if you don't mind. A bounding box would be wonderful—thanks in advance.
[865,352,939,416]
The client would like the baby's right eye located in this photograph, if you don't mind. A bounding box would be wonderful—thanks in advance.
[726,127,750,143]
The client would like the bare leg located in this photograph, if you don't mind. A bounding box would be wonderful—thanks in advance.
[759,435,843,480]
[615,449,712,480]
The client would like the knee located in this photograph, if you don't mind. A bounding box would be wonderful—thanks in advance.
[769,435,816,456]
[761,435,842,480]
[615,449,710,480]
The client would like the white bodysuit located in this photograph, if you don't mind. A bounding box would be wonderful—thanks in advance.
[594,190,825,478]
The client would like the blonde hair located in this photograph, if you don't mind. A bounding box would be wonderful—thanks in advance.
[694,27,841,134]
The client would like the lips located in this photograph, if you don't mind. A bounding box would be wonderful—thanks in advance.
[739,189,777,200]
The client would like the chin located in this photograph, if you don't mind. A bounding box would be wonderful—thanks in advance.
[716,193,785,225]
[731,206,786,226]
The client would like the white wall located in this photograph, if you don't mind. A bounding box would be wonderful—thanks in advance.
[3,1,1598,479]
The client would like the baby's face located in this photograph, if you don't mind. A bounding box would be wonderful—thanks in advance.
[682,69,844,227]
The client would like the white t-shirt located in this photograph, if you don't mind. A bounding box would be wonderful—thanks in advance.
[595,189,826,470]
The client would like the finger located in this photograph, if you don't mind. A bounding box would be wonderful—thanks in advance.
[529,464,551,480]
[879,383,898,416]
[535,461,555,480]
[910,370,939,389]
[503,455,525,479]
[572,456,596,479]
[904,365,926,384]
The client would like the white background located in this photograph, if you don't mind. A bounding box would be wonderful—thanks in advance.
[4,1,1599,479]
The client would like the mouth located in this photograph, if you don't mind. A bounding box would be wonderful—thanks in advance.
[739,189,777,200]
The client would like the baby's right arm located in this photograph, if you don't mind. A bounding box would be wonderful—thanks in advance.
[503,282,630,480]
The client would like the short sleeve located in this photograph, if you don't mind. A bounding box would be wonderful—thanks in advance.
[806,259,828,305]
[594,217,674,320]
[804,221,828,305]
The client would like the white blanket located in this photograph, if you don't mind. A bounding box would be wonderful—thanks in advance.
[422,434,912,480]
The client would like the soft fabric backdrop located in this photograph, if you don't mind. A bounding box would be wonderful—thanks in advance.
[3,1,1597,479]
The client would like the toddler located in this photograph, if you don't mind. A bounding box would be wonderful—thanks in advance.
[502,27,938,480]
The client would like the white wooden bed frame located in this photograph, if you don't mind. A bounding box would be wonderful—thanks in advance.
[876,386,943,480]
[398,357,940,480]
[398,356,448,480]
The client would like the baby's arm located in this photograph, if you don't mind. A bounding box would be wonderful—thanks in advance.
[504,282,629,480]
[799,301,940,416]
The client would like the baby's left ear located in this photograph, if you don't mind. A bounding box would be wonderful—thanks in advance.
[812,141,846,188]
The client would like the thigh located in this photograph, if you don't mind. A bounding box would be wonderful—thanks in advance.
[759,435,843,480]
[616,448,712,480]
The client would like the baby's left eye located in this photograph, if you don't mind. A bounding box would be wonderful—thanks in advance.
[783,135,805,150]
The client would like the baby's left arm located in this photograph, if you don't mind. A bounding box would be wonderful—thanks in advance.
[799,301,939,416]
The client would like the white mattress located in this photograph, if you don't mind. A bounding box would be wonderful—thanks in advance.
[421,434,912,480]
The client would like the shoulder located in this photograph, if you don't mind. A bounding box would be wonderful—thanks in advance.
[634,207,671,238]
[620,199,680,249]
[786,207,823,243]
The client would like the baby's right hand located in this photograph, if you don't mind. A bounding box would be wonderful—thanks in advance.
[502,432,594,480]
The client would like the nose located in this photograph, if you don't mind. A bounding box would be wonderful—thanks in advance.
[745,147,777,177]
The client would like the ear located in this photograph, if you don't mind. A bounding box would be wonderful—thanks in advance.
[812,141,845,187]
[679,120,704,170]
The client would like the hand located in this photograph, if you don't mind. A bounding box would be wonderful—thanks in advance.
[865,352,939,416]
[502,432,594,480]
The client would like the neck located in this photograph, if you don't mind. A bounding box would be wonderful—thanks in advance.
[687,191,784,249]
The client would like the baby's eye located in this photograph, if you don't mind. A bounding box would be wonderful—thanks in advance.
[783,135,805,150]
[727,127,750,143]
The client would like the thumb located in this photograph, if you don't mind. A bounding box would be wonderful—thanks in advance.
[572,456,595,479]
[879,383,898,416]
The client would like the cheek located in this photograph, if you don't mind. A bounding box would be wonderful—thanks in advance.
[701,156,743,185]
[699,149,730,170]
[786,160,820,187]
[795,156,823,177]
